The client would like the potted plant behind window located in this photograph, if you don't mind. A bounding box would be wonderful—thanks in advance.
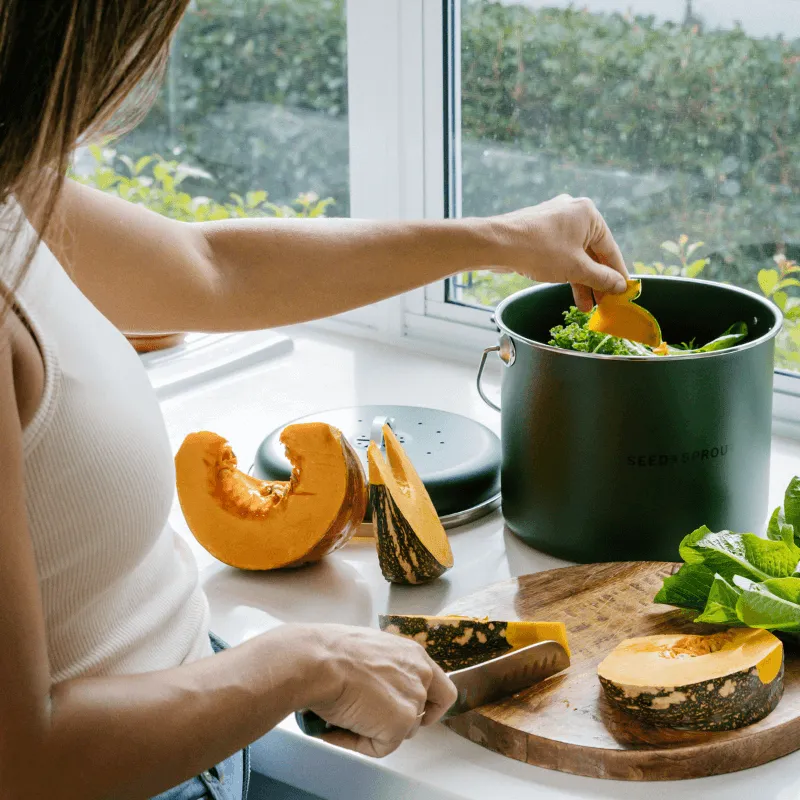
[70,146,334,354]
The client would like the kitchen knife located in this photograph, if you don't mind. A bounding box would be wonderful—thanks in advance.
[295,639,570,737]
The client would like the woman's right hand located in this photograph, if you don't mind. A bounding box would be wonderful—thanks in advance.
[297,623,457,757]
[481,193,629,311]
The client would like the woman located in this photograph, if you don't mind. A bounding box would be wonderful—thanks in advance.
[0,3,629,799]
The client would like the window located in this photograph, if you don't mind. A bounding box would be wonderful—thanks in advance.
[447,0,800,372]
[73,0,349,222]
[67,0,800,410]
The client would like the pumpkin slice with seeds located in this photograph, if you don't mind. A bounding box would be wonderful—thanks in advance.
[597,628,784,731]
[368,425,453,584]
[587,279,662,347]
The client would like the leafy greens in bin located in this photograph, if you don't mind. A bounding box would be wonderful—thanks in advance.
[548,306,748,356]
[654,477,800,634]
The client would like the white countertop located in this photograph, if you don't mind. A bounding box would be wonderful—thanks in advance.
[158,326,800,800]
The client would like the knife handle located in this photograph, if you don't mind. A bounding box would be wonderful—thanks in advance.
[295,709,346,737]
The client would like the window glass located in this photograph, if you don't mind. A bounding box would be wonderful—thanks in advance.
[456,0,800,368]
[73,0,349,222]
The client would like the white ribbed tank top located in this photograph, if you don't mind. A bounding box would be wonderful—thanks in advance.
[9,226,212,683]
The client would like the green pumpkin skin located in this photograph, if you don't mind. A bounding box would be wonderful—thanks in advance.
[378,614,571,672]
[371,484,450,585]
[600,662,785,731]
[379,614,516,671]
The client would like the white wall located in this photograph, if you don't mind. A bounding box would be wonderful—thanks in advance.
[500,0,800,39]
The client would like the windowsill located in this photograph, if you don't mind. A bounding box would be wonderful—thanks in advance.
[139,329,294,400]
[158,325,800,799]
[310,309,800,437]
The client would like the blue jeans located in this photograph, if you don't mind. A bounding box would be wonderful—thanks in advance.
[150,633,252,800]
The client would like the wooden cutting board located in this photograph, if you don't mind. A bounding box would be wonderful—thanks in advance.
[440,561,800,781]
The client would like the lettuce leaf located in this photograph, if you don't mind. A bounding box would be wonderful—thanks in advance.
[654,475,800,635]
[766,505,788,542]
[678,527,800,582]
[734,576,800,633]
[677,525,714,565]
[694,322,748,352]
[654,563,716,611]
[694,574,744,626]
[784,477,800,543]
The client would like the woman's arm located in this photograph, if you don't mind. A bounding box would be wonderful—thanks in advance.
[0,330,455,800]
[45,180,627,333]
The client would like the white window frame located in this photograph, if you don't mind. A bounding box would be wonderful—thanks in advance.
[314,0,499,361]
[309,0,800,432]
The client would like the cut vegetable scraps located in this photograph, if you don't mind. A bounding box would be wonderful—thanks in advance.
[548,307,638,356]
[587,279,662,347]
[654,476,800,635]
[548,289,748,357]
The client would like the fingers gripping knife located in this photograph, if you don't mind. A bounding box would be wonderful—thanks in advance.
[295,640,570,737]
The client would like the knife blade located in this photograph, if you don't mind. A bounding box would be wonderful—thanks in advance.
[295,639,569,737]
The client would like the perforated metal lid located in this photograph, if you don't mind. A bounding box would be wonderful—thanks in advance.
[252,405,502,529]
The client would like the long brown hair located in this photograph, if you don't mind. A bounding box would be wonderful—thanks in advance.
[0,1,190,315]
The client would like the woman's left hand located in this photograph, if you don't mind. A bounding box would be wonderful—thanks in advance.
[482,193,629,311]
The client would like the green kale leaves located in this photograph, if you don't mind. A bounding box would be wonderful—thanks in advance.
[547,307,639,356]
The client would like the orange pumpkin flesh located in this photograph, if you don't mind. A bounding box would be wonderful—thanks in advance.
[175,423,367,570]
[587,279,663,347]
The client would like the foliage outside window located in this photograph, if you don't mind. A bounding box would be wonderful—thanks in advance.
[74,0,347,222]
[71,146,333,222]
[70,0,800,369]
[456,0,799,370]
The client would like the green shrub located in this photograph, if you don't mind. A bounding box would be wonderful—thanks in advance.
[753,254,800,371]
[71,145,333,221]
[458,1,800,272]
[125,0,349,212]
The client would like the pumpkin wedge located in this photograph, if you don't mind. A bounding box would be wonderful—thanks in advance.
[597,628,784,731]
[369,425,454,584]
[175,423,366,570]
[587,279,662,347]
[379,614,570,671]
